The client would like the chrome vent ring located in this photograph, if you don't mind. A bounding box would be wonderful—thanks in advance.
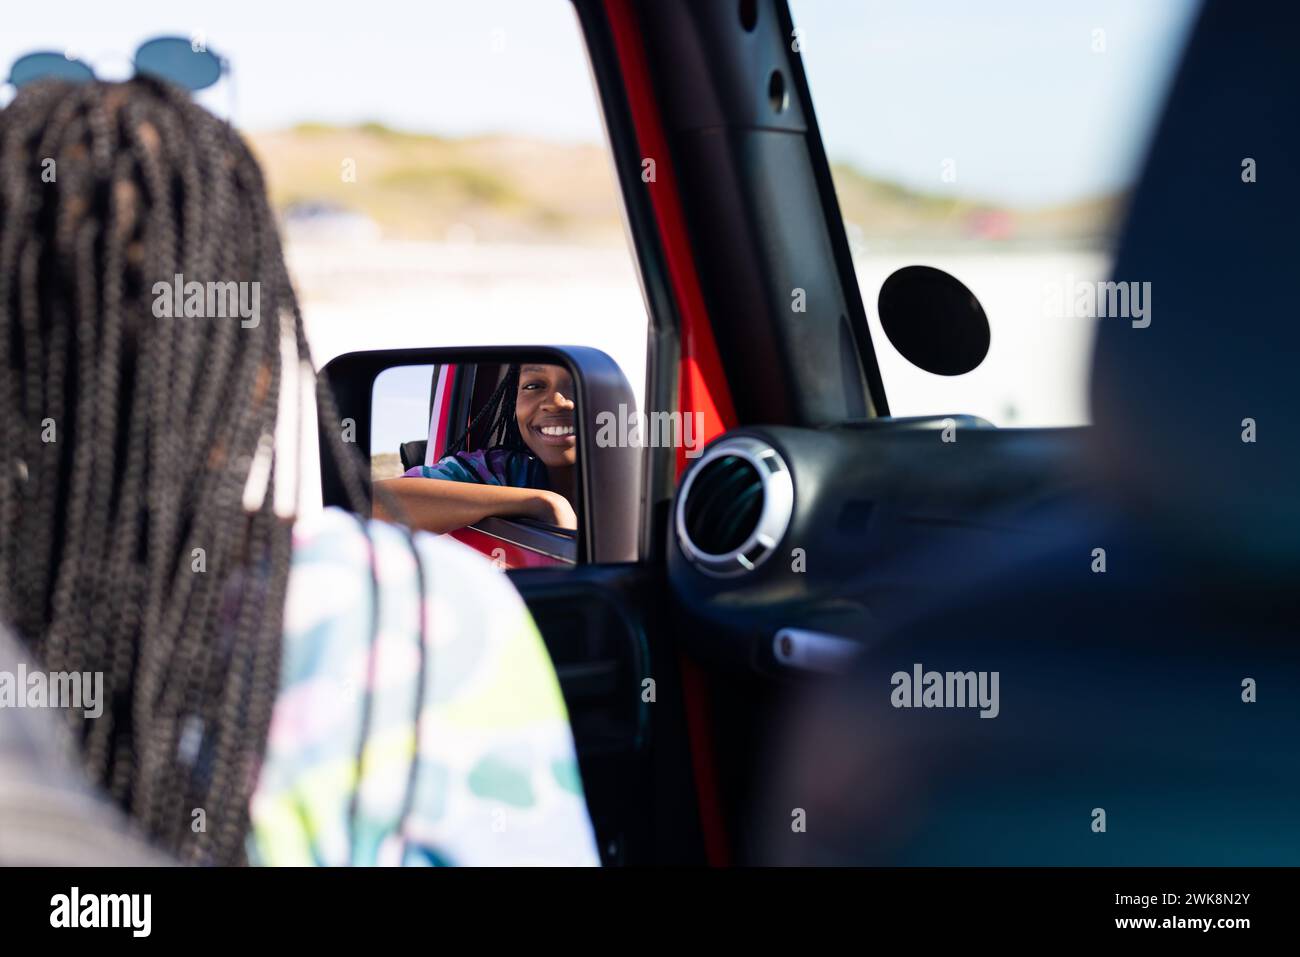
[675,436,794,577]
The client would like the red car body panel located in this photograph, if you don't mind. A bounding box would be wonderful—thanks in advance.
[448,526,567,569]
[427,363,457,462]
[604,0,738,866]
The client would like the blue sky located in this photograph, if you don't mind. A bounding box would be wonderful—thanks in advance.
[2,0,1200,206]
[372,364,435,460]
[0,0,606,142]
[791,0,1200,205]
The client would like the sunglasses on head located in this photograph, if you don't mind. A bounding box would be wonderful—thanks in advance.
[7,36,227,92]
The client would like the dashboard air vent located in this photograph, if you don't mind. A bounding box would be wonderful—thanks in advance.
[675,436,793,577]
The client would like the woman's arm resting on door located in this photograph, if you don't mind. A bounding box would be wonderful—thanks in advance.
[373,478,576,533]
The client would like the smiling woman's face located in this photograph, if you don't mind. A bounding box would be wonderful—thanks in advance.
[516,363,577,469]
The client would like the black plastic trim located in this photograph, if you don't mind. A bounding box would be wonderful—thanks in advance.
[471,516,578,564]
[632,0,888,426]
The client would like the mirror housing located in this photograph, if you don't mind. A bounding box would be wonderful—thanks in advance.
[319,345,640,565]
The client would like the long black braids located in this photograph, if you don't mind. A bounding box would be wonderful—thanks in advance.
[443,363,527,455]
[0,78,376,864]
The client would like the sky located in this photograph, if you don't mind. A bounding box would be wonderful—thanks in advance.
[1,0,1200,205]
[372,364,436,460]
[0,0,607,142]
[791,0,1200,205]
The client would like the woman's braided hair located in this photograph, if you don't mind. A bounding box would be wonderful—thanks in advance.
[0,78,370,864]
[443,364,527,455]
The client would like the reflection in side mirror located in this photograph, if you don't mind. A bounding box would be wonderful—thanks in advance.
[371,364,436,480]
[321,346,639,569]
[371,360,580,565]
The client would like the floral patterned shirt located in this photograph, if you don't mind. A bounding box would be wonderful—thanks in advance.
[403,448,547,489]
[248,507,599,866]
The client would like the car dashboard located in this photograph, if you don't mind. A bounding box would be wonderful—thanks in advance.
[666,418,1097,677]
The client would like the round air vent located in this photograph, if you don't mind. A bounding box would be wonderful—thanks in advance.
[675,436,794,577]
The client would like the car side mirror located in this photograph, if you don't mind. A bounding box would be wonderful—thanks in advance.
[319,345,640,567]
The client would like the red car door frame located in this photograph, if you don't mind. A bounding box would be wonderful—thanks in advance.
[572,0,888,865]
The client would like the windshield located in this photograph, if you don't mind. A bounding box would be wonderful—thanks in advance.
[0,0,646,411]
[791,0,1201,425]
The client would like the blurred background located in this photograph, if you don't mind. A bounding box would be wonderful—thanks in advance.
[1,0,1200,428]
